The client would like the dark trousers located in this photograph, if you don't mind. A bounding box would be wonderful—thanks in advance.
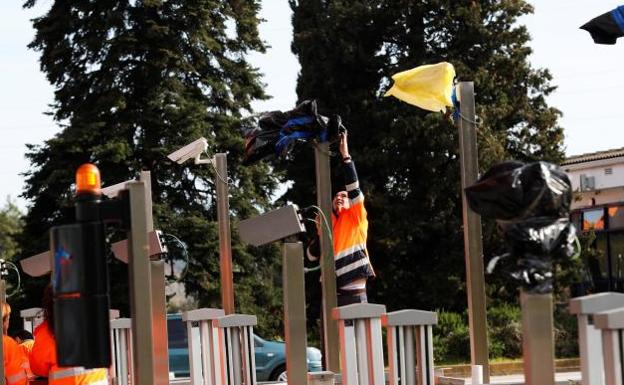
[337,288,368,306]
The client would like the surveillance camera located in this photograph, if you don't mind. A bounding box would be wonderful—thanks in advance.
[167,137,210,165]
[110,230,168,263]
[20,250,52,277]
[238,204,306,246]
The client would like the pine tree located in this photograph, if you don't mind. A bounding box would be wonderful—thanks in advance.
[0,198,23,262]
[288,0,564,311]
[19,0,284,337]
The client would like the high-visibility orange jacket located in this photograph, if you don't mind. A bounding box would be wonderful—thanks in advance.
[332,160,375,290]
[3,335,27,385]
[30,322,108,385]
[17,340,34,380]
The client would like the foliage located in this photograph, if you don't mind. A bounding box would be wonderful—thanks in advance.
[487,303,522,359]
[433,310,470,363]
[288,0,565,313]
[0,198,24,261]
[19,0,284,338]
[435,304,578,364]
[554,305,578,358]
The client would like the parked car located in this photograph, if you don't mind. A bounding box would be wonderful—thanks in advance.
[167,314,322,381]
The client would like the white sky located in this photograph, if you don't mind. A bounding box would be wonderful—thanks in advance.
[1,1,623,209]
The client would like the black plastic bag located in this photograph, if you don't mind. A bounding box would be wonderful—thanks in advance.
[242,127,280,166]
[489,217,577,294]
[580,5,624,45]
[465,161,571,221]
[258,100,327,134]
[465,161,575,294]
[500,217,576,261]
[242,100,345,165]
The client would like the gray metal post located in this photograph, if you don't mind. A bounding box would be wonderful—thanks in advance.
[150,261,169,384]
[520,290,555,385]
[456,81,490,382]
[215,153,235,315]
[314,142,340,372]
[127,181,155,385]
[140,171,170,385]
[0,279,5,383]
[283,242,309,385]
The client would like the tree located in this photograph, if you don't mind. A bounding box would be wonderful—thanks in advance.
[19,0,284,337]
[0,198,23,261]
[288,0,564,312]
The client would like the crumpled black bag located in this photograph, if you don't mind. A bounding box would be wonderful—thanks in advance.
[466,161,575,294]
[258,100,328,134]
[465,161,571,221]
[491,217,577,294]
[580,5,624,45]
[242,100,345,165]
[242,126,281,166]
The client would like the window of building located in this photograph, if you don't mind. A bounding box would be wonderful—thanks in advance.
[583,208,605,230]
[605,167,613,175]
[609,205,624,229]
[575,204,624,294]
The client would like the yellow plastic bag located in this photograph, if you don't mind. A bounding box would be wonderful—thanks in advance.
[384,62,456,112]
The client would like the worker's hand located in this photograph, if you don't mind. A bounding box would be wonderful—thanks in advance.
[339,131,349,159]
[315,213,321,236]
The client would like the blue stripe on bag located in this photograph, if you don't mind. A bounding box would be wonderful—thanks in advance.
[611,5,624,31]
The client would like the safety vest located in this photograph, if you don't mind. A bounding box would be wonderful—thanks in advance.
[3,335,27,385]
[29,322,108,385]
[17,340,34,379]
[332,160,375,290]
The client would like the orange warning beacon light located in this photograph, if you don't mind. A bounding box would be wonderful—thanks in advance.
[75,163,101,195]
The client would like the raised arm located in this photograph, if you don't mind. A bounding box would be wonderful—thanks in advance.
[339,132,364,207]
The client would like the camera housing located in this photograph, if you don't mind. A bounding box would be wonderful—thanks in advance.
[167,137,210,164]
[237,204,306,246]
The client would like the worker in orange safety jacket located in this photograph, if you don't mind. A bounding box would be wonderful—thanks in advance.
[11,330,35,380]
[2,302,28,385]
[307,132,375,306]
[29,285,108,385]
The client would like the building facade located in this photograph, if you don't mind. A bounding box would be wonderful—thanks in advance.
[562,147,624,293]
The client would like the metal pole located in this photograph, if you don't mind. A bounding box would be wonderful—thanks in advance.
[215,153,235,314]
[140,171,170,385]
[520,290,555,385]
[283,242,308,385]
[314,142,340,372]
[0,279,5,384]
[127,181,155,385]
[456,81,490,382]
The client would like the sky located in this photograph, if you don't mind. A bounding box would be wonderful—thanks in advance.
[1,0,623,209]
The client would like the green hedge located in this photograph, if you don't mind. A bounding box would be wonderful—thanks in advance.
[433,304,578,364]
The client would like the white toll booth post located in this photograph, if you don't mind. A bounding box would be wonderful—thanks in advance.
[569,292,624,385]
[333,303,386,385]
[594,306,624,385]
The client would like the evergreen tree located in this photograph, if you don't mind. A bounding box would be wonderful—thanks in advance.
[288,0,564,312]
[19,0,284,337]
[0,198,23,262]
